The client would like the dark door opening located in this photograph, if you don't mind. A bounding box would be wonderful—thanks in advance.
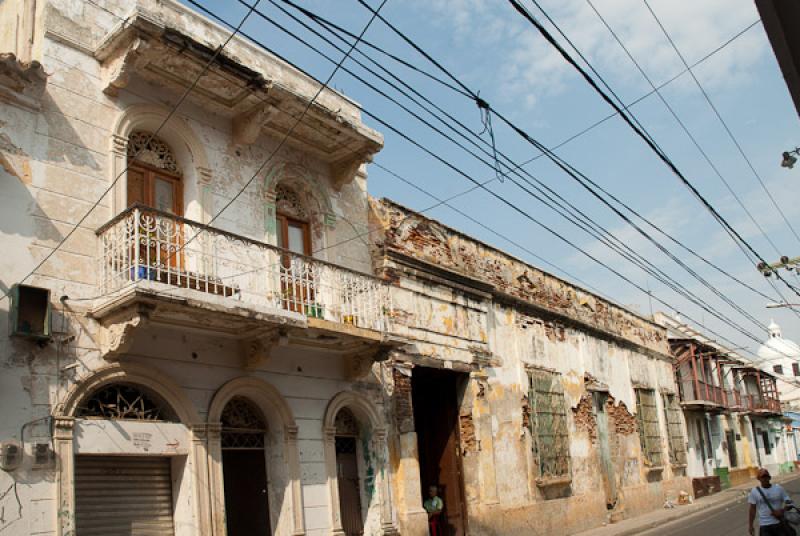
[336,436,365,536]
[412,367,468,536]
[221,397,271,536]
[222,450,270,536]
[726,429,738,467]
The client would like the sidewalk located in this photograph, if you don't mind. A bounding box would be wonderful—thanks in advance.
[574,473,800,536]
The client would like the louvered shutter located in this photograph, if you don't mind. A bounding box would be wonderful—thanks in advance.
[75,456,175,536]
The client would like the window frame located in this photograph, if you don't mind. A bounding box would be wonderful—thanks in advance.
[635,388,665,468]
[661,393,687,467]
[527,368,571,482]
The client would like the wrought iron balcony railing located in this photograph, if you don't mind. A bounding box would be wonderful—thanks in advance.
[96,205,391,332]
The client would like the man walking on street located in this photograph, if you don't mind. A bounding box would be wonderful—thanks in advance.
[749,468,795,536]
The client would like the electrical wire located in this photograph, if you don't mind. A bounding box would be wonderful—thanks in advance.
[193,0,779,340]
[504,0,800,302]
[582,0,783,256]
[259,0,774,333]
[642,0,800,247]
[0,0,265,303]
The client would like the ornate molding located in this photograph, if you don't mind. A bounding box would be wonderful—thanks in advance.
[239,330,281,370]
[197,166,213,186]
[0,53,47,110]
[233,101,276,145]
[330,150,373,191]
[348,343,394,381]
[97,304,154,360]
[101,37,153,97]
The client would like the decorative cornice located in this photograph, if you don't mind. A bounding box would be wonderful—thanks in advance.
[0,53,47,110]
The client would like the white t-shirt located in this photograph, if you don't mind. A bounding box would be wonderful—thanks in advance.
[748,484,790,527]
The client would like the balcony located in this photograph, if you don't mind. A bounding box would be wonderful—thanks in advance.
[679,379,726,410]
[92,205,395,365]
[751,397,782,415]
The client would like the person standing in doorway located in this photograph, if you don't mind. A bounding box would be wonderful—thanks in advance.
[424,485,444,536]
[748,468,795,535]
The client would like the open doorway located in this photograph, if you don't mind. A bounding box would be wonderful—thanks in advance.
[412,367,468,536]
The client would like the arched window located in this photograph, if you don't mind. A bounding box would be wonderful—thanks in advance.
[75,382,178,422]
[127,130,183,216]
[221,397,271,536]
[275,183,311,255]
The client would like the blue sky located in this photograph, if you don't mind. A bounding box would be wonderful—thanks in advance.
[186,0,800,362]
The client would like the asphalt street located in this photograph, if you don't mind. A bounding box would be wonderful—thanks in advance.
[641,475,800,536]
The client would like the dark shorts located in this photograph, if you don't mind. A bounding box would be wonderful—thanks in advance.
[761,523,795,536]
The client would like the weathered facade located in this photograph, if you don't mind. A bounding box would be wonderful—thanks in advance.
[0,1,699,535]
[0,1,395,535]
[371,199,690,536]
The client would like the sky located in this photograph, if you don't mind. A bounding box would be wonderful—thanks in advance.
[185,0,800,365]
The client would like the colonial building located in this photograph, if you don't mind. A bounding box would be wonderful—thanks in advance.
[371,199,690,535]
[655,313,793,499]
[0,1,695,535]
[757,321,800,409]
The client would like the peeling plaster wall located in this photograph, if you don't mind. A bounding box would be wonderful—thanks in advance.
[372,198,691,535]
[0,1,385,534]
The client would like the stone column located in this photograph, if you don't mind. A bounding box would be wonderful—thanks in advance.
[286,425,306,536]
[374,429,399,535]
[54,416,75,536]
[324,425,345,536]
[191,424,212,536]
[390,364,428,536]
[197,167,213,224]
[206,423,225,536]
[472,370,499,505]
[110,134,128,214]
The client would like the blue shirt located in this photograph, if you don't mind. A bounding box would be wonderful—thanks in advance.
[748,484,790,527]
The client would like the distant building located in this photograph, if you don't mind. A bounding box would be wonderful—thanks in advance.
[757,321,800,409]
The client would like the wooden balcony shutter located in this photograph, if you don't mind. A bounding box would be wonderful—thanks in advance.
[635,389,664,467]
[661,393,687,466]
[527,369,571,478]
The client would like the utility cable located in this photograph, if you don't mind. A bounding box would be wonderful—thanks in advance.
[642,0,800,247]
[0,0,264,302]
[583,0,782,255]
[504,0,800,301]
[263,0,774,330]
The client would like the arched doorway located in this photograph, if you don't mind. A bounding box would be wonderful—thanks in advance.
[221,396,271,535]
[72,382,182,536]
[335,408,365,536]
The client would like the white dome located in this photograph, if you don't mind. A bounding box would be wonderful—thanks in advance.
[758,321,800,362]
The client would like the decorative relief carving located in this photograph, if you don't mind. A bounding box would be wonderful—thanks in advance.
[233,102,276,145]
[275,183,308,220]
[127,130,182,174]
[98,309,150,361]
[330,150,372,191]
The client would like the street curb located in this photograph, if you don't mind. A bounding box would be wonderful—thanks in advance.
[577,473,798,536]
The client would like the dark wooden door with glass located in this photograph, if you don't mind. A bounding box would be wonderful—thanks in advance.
[127,162,184,272]
[277,213,313,313]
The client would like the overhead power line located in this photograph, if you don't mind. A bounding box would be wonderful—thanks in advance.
[581,0,782,256]
[642,0,800,247]
[0,0,264,303]
[250,0,774,333]
[504,0,800,301]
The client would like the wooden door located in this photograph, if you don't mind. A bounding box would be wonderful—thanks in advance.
[593,392,618,510]
[277,214,313,313]
[222,449,271,536]
[127,163,184,272]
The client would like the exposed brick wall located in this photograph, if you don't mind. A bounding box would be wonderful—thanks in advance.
[393,367,415,433]
[459,413,478,454]
[608,398,636,435]
[573,394,597,442]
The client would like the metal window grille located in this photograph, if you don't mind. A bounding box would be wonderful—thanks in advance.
[527,369,571,478]
[635,389,664,467]
[661,393,687,466]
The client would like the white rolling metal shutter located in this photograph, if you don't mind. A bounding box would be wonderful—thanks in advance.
[75,456,175,536]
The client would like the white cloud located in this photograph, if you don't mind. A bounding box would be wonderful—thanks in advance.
[411,0,765,108]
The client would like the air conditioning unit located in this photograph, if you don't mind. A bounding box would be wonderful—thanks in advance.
[8,284,51,341]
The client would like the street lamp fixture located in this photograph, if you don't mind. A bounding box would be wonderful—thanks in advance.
[782,148,800,169]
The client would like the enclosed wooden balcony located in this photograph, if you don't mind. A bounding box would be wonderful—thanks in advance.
[92,205,395,365]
